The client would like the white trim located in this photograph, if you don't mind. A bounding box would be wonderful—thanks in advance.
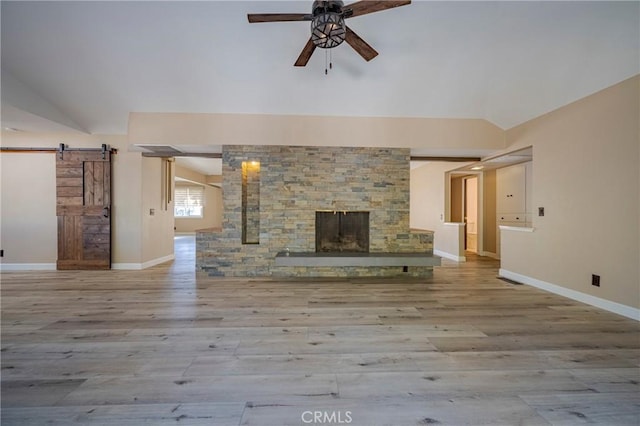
[112,263,142,270]
[0,263,56,271]
[141,254,175,269]
[499,269,640,321]
[434,249,466,262]
[1,256,176,272]
[499,225,535,232]
[113,254,175,270]
[480,251,500,259]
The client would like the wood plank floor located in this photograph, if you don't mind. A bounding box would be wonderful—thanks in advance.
[2,236,639,425]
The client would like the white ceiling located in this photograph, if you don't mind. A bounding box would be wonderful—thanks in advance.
[1,1,638,135]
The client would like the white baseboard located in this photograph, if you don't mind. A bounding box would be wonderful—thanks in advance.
[0,263,56,271]
[113,254,174,270]
[434,249,466,262]
[111,263,142,270]
[1,256,175,272]
[141,254,175,269]
[499,269,640,321]
[480,251,500,260]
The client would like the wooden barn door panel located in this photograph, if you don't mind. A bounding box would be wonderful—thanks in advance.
[56,149,112,270]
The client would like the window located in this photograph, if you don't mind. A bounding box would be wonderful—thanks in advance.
[174,185,204,218]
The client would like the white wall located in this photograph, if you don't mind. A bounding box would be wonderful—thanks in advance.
[410,162,467,260]
[129,113,506,153]
[500,75,640,314]
[0,153,56,265]
[141,157,175,265]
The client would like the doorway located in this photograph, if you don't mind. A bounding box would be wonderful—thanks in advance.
[464,176,478,253]
[173,156,223,235]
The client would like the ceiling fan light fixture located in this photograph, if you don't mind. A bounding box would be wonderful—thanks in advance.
[248,0,411,66]
[311,12,345,48]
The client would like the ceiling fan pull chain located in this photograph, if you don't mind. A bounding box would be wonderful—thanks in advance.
[325,49,328,75]
[330,48,333,70]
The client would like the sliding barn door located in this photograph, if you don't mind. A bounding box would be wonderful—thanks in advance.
[56,149,112,270]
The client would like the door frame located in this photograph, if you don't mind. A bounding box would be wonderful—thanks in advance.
[445,170,484,255]
[463,175,479,253]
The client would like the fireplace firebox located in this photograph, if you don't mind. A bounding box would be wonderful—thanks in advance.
[315,211,369,253]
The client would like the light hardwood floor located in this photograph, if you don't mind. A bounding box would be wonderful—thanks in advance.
[2,236,639,425]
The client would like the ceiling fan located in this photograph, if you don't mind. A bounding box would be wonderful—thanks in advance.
[247,0,411,67]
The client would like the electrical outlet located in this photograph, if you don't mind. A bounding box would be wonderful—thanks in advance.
[592,274,600,287]
[538,207,545,216]
[0,249,3,257]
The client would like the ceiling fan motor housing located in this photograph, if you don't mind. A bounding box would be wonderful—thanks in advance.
[311,0,346,48]
[312,1,344,16]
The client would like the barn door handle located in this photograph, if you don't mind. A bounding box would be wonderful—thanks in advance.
[103,207,110,218]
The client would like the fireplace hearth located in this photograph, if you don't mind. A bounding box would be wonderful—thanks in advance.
[316,211,369,253]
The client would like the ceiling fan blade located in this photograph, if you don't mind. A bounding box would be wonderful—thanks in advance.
[247,13,312,23]
[345,26,378,61]
[294,38,317,67]
[343,1,411,18]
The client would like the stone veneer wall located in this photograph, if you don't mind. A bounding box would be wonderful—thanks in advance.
[197,145,434,277]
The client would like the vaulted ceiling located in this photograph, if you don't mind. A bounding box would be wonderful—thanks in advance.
[1,1,638,135]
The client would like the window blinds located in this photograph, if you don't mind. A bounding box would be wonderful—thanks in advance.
[174,185,204,217]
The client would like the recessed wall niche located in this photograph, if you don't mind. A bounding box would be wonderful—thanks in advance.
[242,161,260,244]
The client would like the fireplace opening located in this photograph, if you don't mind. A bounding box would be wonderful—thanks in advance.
[315,211,369,253]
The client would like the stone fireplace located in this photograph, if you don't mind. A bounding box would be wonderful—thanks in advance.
[315,211,369,253]
[196,145,435,277]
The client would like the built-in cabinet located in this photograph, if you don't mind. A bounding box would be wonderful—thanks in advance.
[496,161,532,257]
[496,161,532,227]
